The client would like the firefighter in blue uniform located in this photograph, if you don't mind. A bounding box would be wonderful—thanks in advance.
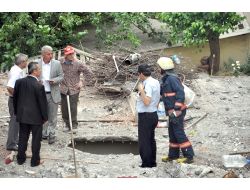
[157,57,194,164]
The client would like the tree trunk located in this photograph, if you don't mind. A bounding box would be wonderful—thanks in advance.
[208,33,220,74]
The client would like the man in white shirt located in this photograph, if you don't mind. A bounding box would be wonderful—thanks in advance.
[6,53,28,151]
[37,45,63,144]
[136,64,160,168]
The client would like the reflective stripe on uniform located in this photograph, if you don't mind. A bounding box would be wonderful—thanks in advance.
[179,141,192,148]
[164,92,176,97]
[170,141,192,149]
[169,143,179,148]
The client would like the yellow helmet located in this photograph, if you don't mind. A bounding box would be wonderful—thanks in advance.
[157,57,174,70]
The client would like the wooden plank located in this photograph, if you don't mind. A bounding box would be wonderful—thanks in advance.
[229,151,250,155]
[78,118,134,122]
[74,48,95,59]
[126,92,137,122]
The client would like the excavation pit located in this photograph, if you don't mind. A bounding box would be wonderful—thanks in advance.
[69,137,139,155]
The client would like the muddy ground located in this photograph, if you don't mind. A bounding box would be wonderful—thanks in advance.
[0,64,250,178]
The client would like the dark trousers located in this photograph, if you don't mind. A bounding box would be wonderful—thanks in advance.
[138,112,158,166]
[17,123,42,166]
[61,93,79,129]
[6,97,19,150]
[168,109,194,159]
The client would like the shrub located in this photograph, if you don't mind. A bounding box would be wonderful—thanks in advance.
[240,54,250,75]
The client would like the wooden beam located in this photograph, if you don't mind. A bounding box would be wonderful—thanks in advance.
[229,151,250,155]
[74,48,95,59]
[78,118,134,122]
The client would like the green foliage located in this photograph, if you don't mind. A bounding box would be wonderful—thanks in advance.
[0,13,87,70]
[223,55,250,76]
[88,12,157,48]
[223,58,241,77]
[232,61,241,77]
[223,57,235,73]
[240,54,250,75]
[156,12,244,47]
[0,12,246,72]
[0,12,159,70]
[156,12,244,74]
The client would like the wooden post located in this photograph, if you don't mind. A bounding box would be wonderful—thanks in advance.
[67,95,78,177]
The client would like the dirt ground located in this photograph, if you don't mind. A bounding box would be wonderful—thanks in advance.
[0,63,250,178]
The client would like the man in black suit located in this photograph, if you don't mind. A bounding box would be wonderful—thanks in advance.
[13,62,48,167]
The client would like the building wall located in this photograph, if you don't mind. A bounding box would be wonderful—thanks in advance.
[163,33,250,71]
[243,12,250,26]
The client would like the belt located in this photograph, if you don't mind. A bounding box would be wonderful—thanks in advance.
[46,92,51,94]
[138,111,157,115]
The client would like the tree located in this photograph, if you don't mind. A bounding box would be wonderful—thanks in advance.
[0,12,157,70]
[0,13,87,70]
[87,12,158,48]
[157,12,244,74]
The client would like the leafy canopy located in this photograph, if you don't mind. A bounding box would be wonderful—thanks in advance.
[0,12,157,70]
[156,12,244,46]
[0,13,87,70]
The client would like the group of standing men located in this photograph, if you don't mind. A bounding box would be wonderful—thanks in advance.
[6,45,93,167]
[136,57,195,168]
[5,45,194,168]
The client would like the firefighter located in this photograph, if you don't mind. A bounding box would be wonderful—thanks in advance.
[157,57,194,164]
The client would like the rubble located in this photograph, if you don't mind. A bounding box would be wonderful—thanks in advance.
[0,50,250,178]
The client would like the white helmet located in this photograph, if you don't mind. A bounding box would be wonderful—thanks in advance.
[157,57,174,70]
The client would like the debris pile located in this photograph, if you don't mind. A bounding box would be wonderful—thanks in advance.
[87,50,198,96]
[0,48,250,178]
